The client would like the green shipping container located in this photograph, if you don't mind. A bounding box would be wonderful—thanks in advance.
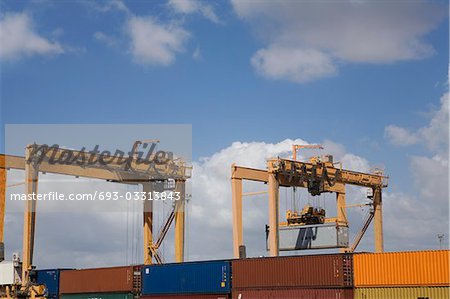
[354,287,450,299]
[61,293,133,299]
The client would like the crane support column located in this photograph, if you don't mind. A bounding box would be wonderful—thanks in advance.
[174,180,185,263]
[336,191,347,225]
[268,168,279,257]
[231,175,243,258]
[373,187,384,253]
[143,182,154,265]
[22,146,39,286]
[336,191,349,252]
[0,166,6,261]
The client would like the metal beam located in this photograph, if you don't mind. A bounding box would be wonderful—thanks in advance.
[242,190,268,197]
[231,164,268,182]
[349,209,374,252]
[231,164,345,192]
[0,144,191,182]
[268,158,387,189]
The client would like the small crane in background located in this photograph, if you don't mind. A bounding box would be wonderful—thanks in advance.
[438,234,445,249]
[292,144,324,161]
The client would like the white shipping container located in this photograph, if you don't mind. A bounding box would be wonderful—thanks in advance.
[0,261,15,285]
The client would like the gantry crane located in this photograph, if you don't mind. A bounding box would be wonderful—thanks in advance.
[0,142,191,296]
[231,151,388,258]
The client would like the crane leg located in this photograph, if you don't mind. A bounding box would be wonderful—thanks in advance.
[174,180,185,263]
[268,171,279,257]
[0,167,6,261]
[22,146,39,286]
[373,188,384,253]
[143,182,154,265]
[231,175,243,258]
[336,192,348,253]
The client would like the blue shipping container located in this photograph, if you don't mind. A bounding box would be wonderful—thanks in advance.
[141,260,231,295]
[35,269,62,298]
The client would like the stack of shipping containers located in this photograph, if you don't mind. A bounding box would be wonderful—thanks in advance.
[231,254,354,299]
[29,250,450,299]
[59,266,141,299]
[353,250,450,299]
[141,260,231,299]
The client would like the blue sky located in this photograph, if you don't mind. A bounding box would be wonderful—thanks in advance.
[0,0,449,265]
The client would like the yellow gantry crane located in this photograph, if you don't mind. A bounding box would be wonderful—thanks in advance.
[231,149,388,258]
[0,142,191,297]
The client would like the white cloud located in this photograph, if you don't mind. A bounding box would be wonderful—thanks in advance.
[87,0,130,15]
[384,125,420,146]
[126,16,190,66]
[385,92,449,155]
[93,31,118,47]
[85,0,193,66]
[192,46,201,61]
[418,93,449,153]
[168,0,220,23]
[251,46,337,83]
[0,13,63,60]
[231,1,444,82]
[382,91,449,250]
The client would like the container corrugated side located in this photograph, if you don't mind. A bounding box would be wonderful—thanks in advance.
[60,293,133,299]
[35,269,62,298]
[59,266,141,294]
[232,254,353,288]
[354,287,450,299]
[232,288,354,299]
[354,250,449,287]
[141,260,231,295]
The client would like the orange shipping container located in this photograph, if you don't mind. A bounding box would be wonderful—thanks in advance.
[354,250,450,287]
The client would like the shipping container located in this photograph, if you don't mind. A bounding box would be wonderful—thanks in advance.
[232,288,353,299]
[60,293,133,299]
[142,295,229,299]
[0,261,19,285]
[232,254,353,288]
[59,266,141,294]
[141,260,231,295]
[32,269,64,298]
[354,250,450,287]
[267,223,349,250]
[354,287,450,299]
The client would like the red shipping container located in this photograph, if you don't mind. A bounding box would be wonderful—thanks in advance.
[232,254,353,288]
[59,266,141,294]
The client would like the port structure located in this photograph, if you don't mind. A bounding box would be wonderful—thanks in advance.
[0,142,191,292]
[231,153,388,258]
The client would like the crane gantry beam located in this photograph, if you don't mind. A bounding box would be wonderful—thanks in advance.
[231,156,388,258]
[0,143,191,287]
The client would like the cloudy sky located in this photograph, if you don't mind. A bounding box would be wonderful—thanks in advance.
[0,0,448,268]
